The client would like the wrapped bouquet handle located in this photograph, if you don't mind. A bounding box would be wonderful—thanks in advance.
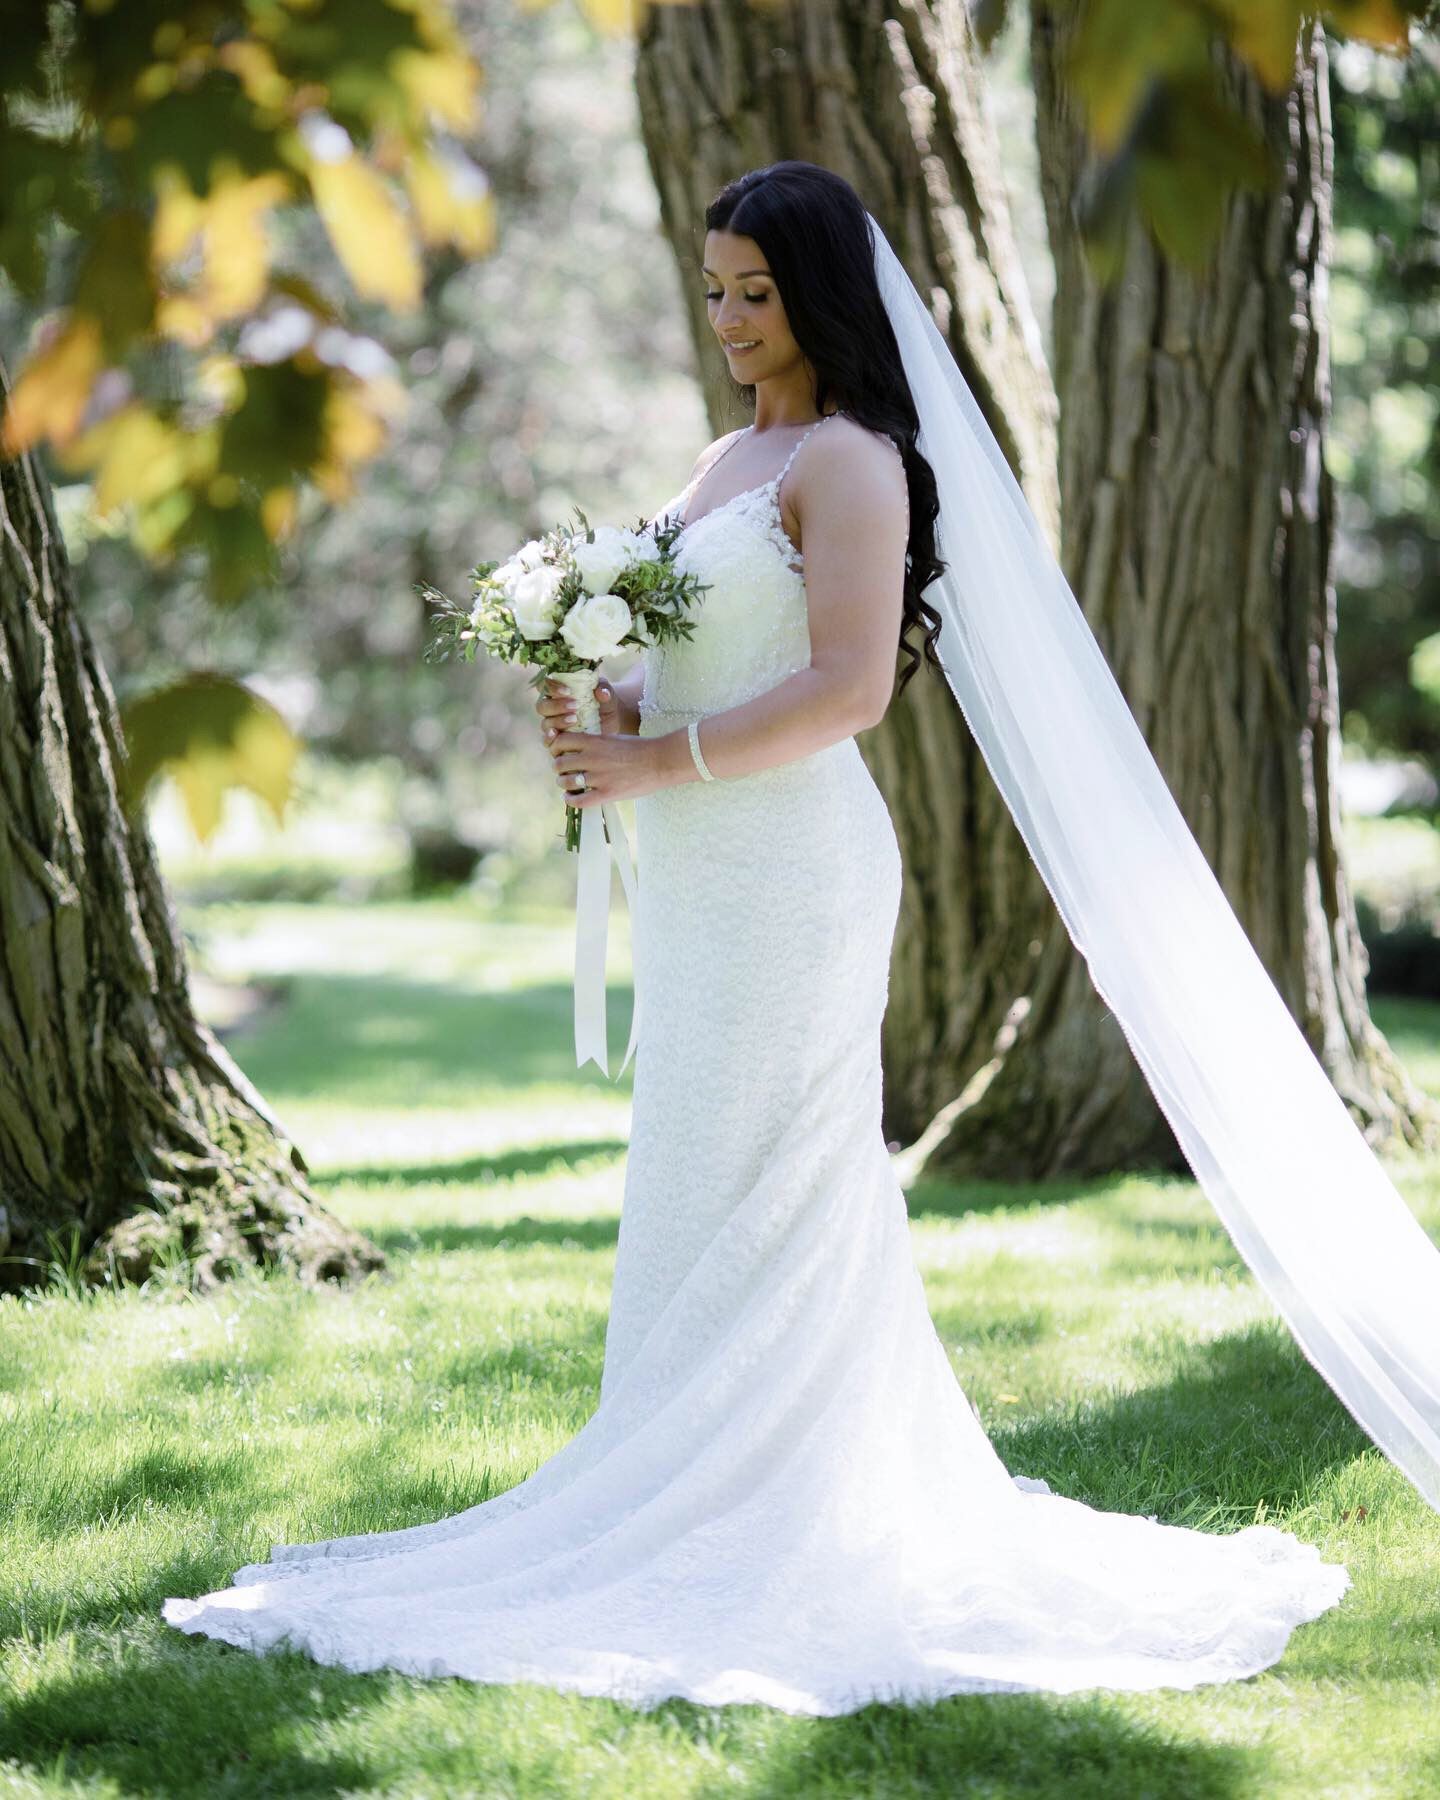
[551,667,640,1078]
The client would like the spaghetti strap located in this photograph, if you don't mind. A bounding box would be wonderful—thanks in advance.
[773,410,840,487]
[676,428,752,528]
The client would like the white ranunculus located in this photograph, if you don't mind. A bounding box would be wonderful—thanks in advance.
[489,556,527,598]
[561,591,633,661]
[570,526,633,597]
[514,538,549,571]
[508,564,567,640]
[622,527,662,565]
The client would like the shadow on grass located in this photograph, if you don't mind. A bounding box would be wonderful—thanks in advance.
[927,1301,1057,1350]
[903,1171,1129,1221]
[229,972,634,1102]
[0,1638,385,1798]
[669,1688,1257,1799]
[989,1318,1371,1523]
[317,1136,627,1191]
[439,1314,610,1396]
[369,1214,621,1257]
[83,1446,263,1523]
[1,1634,1264,1800]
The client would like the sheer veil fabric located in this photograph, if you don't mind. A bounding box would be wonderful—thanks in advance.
[863,207,1440,1513]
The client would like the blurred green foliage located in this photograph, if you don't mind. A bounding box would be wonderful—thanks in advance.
[1329,37,1440,774]
[1,0,491,597]
[29,2,704,884]
[0,0,493,842]
[980,0,1433,272]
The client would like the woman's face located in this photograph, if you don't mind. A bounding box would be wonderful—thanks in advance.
[701,229,801,387]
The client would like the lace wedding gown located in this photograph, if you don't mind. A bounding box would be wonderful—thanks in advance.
[163,417,1352,1713]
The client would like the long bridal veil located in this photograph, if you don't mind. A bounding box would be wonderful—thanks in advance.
[864,208,1440,1515]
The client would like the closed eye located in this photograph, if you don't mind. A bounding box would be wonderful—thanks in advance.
[705,291,768,305]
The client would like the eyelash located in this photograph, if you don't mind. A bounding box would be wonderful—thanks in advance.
[705,291,768,304]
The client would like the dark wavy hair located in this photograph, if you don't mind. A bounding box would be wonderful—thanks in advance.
[703,162,946,697]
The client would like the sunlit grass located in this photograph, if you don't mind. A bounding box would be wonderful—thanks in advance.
[1,898,1438,1797]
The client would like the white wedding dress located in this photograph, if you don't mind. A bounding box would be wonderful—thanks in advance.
[163,417,1352,1713]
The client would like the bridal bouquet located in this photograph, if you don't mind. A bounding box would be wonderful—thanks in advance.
[422,510,708,849]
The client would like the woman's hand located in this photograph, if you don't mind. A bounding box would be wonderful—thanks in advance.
[535,674,619,744]
[546,724,671,808]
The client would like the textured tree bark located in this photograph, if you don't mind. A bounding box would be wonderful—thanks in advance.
[0,384,387,1293]
[927,11,1440,1176]
[639,1,1437,1175]
[634,0,1065,1147]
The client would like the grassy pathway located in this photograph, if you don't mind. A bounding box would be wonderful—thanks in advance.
[2,899,1437,1798]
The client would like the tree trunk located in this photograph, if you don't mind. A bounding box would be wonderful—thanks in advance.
[634,1,1438,1178]
[634,0,1067,1146]
[915,11,1438,1176]
[0,387,387,1293]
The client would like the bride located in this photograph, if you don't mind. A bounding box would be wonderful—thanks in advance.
[164,162,1440,1713]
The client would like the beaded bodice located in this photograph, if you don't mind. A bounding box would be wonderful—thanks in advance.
[638,418,834,727]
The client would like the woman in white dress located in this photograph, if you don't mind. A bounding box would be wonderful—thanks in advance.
[164,162,1413,1714]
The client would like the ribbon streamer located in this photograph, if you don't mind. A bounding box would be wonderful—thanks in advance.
[573,797,640,1078]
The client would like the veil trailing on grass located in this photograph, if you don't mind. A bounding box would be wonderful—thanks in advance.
[864,208,1440,1515]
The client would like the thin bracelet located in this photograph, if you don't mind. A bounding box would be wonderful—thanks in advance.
[688,718,716,782]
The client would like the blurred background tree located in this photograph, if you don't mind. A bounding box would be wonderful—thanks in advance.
[1330,37,1439,775]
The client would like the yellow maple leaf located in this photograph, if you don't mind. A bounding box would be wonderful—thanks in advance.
[392,46,481,131]
[404,146,495,256]
[201,172,291,319]
[1327,0,1411,50]
[313,383,391,501]
[216,38,290,110]
[119,673,301,839]
[62,403,186,514]
[152,169,206,264]
[2,314,105,453]
[261,485,299,540]
[309,155,422,311]
[155,293,216,348]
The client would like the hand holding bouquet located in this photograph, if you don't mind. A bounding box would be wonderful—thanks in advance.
[423,509,707,849]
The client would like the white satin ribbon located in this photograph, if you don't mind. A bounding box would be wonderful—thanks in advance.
[573,797,640,1077]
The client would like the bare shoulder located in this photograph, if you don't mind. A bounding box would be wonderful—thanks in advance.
[810,412,904,480]
[787,412,908,534]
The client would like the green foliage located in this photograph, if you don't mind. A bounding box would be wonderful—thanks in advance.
[0,0,492,598]
[981,0,1432,270]
[0,0,494,835]
[1330,37,1440,775]
[118,670,301,841]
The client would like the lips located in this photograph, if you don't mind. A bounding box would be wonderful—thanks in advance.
[724,341,760,356]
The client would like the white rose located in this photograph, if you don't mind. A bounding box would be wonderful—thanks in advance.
[570,526,633,597]
[508,564,566,640]
[560,591,633,661]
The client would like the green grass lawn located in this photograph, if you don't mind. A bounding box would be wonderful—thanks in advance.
[2,898,1439,1798]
